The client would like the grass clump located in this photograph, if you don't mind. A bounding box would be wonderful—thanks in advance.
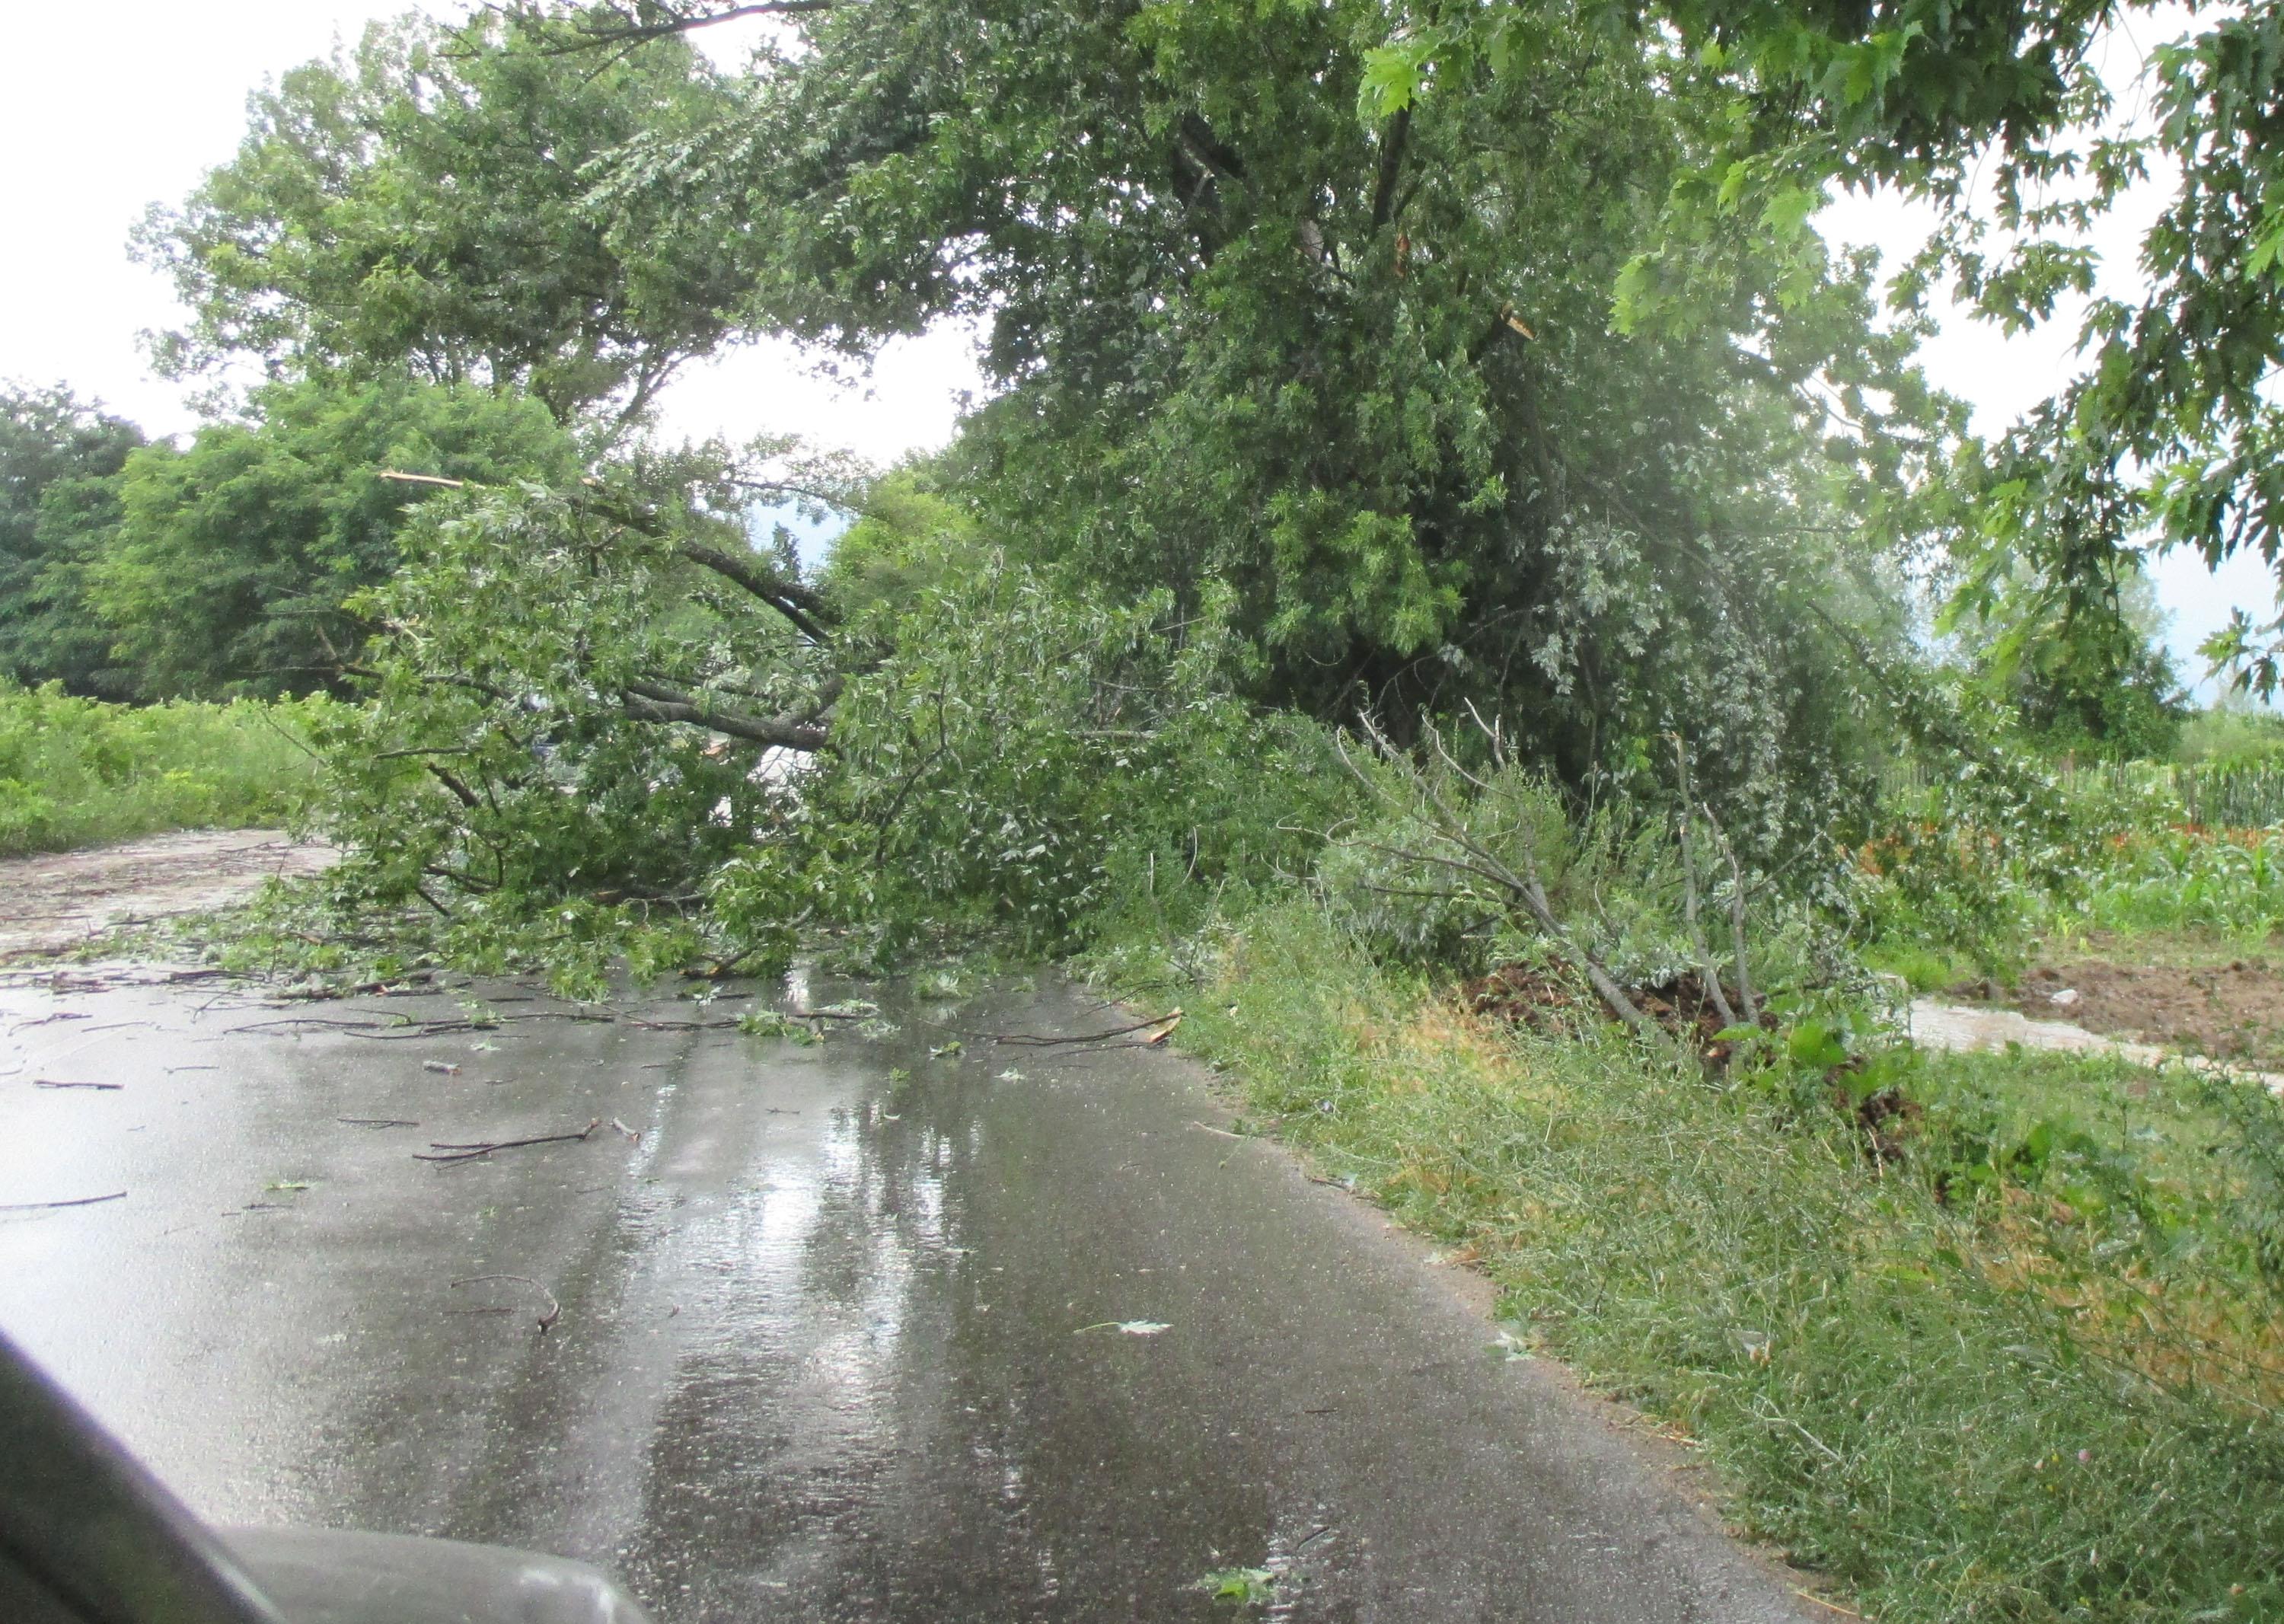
[1109,900,2284,1623]
[0,681,326,857]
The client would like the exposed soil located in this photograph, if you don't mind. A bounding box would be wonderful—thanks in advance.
[1466,963,1759,1059]
[0,829,333,958]
[1967,957,2284,1070]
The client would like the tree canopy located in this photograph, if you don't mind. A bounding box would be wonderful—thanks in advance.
[89,378,576,697]
[0,384,146,697]
[138,6,754,430]
[597,0,1951,838]
[46,0,2235,974]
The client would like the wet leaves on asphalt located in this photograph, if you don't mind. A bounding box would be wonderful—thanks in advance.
[1194,1566,1275,1605]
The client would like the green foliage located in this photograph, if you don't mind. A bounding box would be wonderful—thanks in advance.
[137,7,751,427]
[1316,745,1837,994]
[1952,563,2189,761]
[0,683,325,857]
[293,434,1354,983]
[0,383,145,697]
[2077,829,2284,940]
[301,447,838,987]
[1193,1567,1276,1606]
[815,467,976,617]
[649,0,1942,827]
[89,378,576,698]
[819,552,1351,960]
[2177,702,2284,770]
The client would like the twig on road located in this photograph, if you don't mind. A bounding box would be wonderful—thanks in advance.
[339,1117,419,1128]
[1,1191,126,1211]
[414,1118,601,1163]
[33,1079,121,1090]
[448,1273,561,1333]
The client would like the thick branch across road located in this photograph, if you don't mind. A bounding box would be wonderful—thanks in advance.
[621,679,831,751]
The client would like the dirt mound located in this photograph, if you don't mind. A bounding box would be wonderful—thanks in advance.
[1465,963,1758,1058]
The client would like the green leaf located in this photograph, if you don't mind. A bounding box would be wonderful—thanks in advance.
[1759,184,1819,241]
[1357,44,1421,120]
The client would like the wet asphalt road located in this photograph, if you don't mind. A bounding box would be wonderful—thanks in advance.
[0,965,1812,1623]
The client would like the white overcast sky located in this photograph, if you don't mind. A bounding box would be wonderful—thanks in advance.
[0,0,2266,697]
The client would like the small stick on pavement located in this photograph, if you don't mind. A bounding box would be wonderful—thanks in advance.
[608,1117,642,1144]
[339,1117,419,1128]
[414,1118,601,1163]
[448,1274,561,1333]
[1,1191,126,1211]
[987,1010,1183,1048]
[33,1079,122,1090]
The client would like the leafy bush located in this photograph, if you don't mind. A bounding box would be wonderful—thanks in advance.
[0,682,324,856]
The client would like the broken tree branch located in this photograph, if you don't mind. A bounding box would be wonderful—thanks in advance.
[620,678,830,751]
[415,1118,602,1163]
[988,1011,1184,1048]
[1,1191,126,1211]
[1670,736,1739,1030]
[1341,717,1674,1054]
[1702,805,1759,1028]
[674,540,835,646]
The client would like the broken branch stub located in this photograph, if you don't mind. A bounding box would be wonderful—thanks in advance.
[1342,715,1674,1056]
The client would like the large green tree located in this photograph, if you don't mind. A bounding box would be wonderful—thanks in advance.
[90,378,577,697]
[139,6,753,430]
[0,384,145,697]
[598,0,1954,840]
[1356,0,2284,691]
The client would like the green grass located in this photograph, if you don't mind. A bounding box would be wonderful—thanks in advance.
[0,682,327,857]
[1098,900,2284,1622]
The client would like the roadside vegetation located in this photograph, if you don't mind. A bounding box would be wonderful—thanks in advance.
[14,0,2284,1615]
[0,684,323,858]
[1105,902,2284,1624]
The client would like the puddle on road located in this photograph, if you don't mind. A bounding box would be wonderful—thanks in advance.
[0,968,1810,1624]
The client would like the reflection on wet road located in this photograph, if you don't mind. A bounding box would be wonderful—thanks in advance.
[0,967,1809,1622]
